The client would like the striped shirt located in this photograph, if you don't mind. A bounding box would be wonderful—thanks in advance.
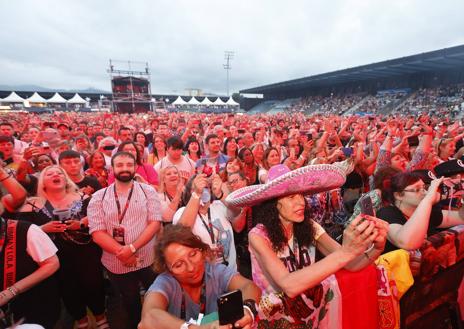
[88,181,162,274]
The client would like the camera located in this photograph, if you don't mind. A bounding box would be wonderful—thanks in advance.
[439,181,463,198]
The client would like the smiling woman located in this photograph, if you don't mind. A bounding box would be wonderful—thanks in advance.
[226,164,388,328]
[140,225,261,329]
[14,165,108,328]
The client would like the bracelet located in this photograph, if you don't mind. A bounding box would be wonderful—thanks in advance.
[243,306,255,325]
[243,299,258,318]
[7,285,18,297]
[216,191,224,199]
[363,244,375,261]
[0,173,12,183]
[191,192,200,200]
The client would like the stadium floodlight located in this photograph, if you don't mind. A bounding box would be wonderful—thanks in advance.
[223,51,234,97]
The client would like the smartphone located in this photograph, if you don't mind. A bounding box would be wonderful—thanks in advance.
[217,290,244,325]
[407,135,419,147]
[341,147,353,157]
[359,196,375,217]
[237,129,245,134]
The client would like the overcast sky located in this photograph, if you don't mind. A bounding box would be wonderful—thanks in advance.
[1,0,463,95]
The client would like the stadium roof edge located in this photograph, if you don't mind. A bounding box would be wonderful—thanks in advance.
[241,44,464,94]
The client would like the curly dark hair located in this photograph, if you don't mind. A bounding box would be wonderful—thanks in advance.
[252,197,316,253]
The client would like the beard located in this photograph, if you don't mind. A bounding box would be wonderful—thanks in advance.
[115,171,135,182]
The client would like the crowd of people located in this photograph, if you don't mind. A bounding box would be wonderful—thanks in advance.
[282,84,464,117]
[0,107,463,328]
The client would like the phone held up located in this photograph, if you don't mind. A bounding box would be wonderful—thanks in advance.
[359,196,375,217]
[217,290,244,325]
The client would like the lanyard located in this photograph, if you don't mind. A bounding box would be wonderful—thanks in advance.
[114,184,134,225]
[180,276,206,320]
[198,208,215,244]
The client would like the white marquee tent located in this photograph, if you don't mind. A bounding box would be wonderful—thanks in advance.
[26,92,48,103]
[213,97,226,105]
[67,93,86,104]
[187,97,201,105]
[200,97,213,106]
[226,97,239,106]
[1,92,25,103]
[47,93,67,104]
[172,96,187,105]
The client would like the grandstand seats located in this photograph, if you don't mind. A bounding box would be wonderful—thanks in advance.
[247,83,464,118]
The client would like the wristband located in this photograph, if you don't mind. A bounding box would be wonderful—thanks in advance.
[191,192,200,200]
[243,299,258,318]
[216,191,224,200]
[0,173,12,183]
[129,243,137,254]
[7,285,19,297]
[243,306,255,324]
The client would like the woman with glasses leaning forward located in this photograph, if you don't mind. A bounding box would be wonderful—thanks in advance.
[376,167,464,254]
[139,225,261,329]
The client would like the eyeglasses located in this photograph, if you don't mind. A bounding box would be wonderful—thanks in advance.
[169,248,203,274]
[403,186,427,193]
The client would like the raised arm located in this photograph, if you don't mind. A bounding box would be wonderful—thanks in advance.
[387,178,442,250]
[0,166,27,211]
[248,216,377,298]
[176,175,207,228]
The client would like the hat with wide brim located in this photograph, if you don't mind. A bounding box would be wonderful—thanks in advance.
[434,159,464,178]
[225,163,346,207]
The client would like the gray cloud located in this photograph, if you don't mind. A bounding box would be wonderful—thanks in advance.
[1,0,463,95]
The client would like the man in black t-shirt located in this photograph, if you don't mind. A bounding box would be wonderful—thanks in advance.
[59,150,101,195]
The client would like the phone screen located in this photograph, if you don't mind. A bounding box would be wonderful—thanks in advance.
[407,135,419,147]
[341,147,353,157]
[360,196,375,217]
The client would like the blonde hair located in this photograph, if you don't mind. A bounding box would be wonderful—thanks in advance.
[36,165,79,198]
[157,165,180,193]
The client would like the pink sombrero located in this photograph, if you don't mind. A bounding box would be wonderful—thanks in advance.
[225,163,347,207]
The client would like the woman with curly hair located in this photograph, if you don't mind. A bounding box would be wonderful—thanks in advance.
[226,164,388,328]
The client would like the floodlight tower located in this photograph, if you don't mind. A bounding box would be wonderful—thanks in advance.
[223,51,234,97]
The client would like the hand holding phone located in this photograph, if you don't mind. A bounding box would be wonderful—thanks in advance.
[218,290,244,325]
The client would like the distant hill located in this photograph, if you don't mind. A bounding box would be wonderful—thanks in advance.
[0,84,109,94]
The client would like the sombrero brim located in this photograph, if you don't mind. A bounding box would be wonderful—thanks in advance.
[225,164,346,207]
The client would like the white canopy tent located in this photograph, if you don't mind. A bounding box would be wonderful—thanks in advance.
[213,97,226,105]
[67,93,86,104]
[200,97,213,106]
[226,97,239,106]
[187,97,201,105]
[172,96,187,105]
[26,92,47,103]
[1,92,25,103]
[47,93,67,103]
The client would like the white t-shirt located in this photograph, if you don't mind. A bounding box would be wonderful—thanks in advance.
[173,201,237,271]
[27,224,58,263]
[154,156,195,180]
